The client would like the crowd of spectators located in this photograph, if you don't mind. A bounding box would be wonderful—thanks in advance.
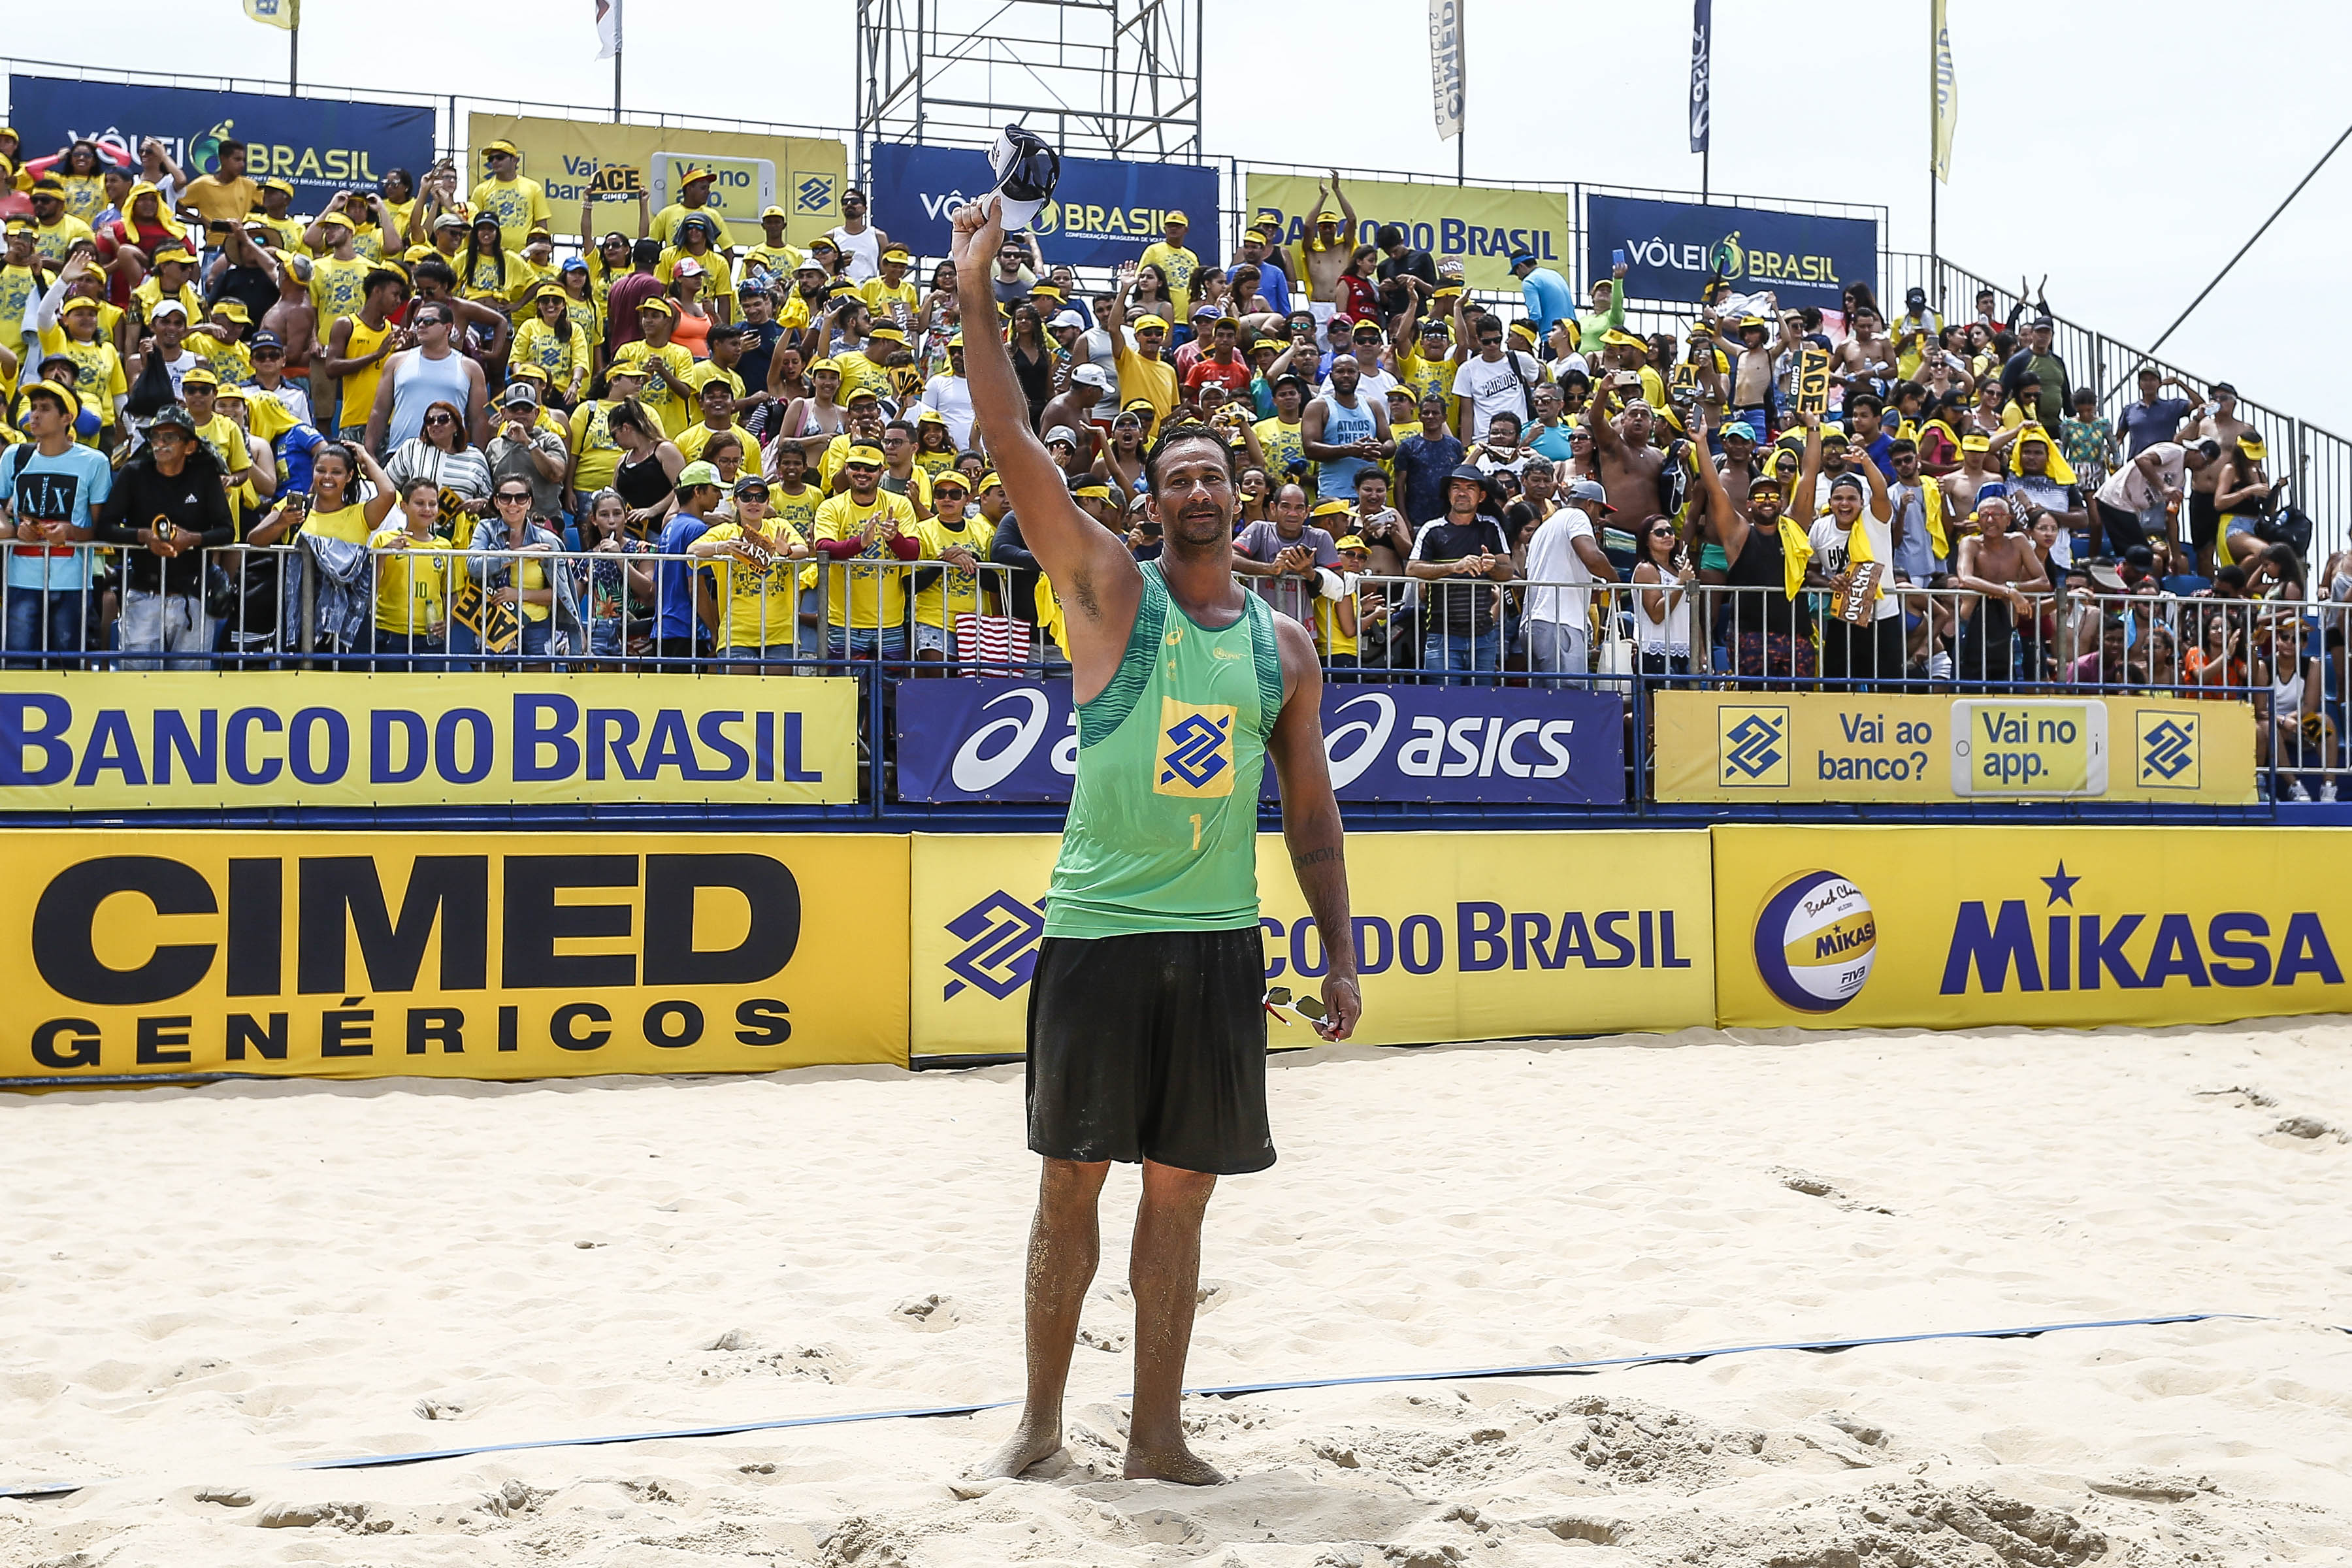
[0,138,2334,783]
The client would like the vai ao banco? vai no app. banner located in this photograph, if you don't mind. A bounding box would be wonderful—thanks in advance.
[0,674,858,810]
[1712,826,2351,1031]
[466,114,847,248]
[0,832,910,1084]
[908,832,1714,1060]
[1654,691,2255,805]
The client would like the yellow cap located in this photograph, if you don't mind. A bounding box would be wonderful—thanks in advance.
[482,139,519,157]
[1311,498,1351,518]
[1163,209,1189,225]
[179,367,220,389]
[1134,314,1170,334]
[637,295,677,317]
[210,299,250,323]
[20,379,79,423]
[978,472,1003,491]
[843,444,886,466]
[809,357,842,376]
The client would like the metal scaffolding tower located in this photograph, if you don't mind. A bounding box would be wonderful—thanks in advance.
[854,0,1203,174]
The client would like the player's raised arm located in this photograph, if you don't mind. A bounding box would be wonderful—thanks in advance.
[951,197,1139,681]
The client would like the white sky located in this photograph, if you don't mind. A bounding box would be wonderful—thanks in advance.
[10,1,2346,429]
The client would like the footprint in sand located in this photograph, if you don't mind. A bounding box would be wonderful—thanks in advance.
[891,1293,960,1331]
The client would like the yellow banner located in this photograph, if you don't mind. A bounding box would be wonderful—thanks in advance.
[1243,174,1568,294]
[0,674,858,811]
[1713,825,2352,1030]
[0,832,907,1083]
[466,114,847,248]
[909,831,1715,1060]
[1656,692,2254,804]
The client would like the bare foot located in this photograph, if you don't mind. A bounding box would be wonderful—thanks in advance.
[970,1419,1065,1480]
[1122,1442,1226,1485]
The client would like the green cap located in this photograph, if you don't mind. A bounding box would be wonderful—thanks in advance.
[678,460,722,489]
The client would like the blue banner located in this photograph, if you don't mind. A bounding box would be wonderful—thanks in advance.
[8,75,436,216]
[1585,194,1877,310]
[896,678,1624,806]
[869,143,1220,271]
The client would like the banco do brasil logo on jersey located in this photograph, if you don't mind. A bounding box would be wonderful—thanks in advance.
[1156,699,1235,797]
[1754,870,1876,1011]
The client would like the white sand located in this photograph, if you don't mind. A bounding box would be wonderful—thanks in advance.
[3,1023,2349,1567]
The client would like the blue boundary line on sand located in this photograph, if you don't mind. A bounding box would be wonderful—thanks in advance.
[7,1311,2334,1500]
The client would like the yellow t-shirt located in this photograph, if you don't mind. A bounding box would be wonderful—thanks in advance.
[1254,415,1306,483]
[836,351,895,408]
[860,276,919,331]
[568,399,625,493]
[54,172,108,228]
[1315,589,1358,658]
[459,250,536,304]
[308,255,372,328]
[696,522,804,650]
[178,174,257,230]
[468,176,551,253]
[367,528,455,632]
[742,242,804,286]
[912,514,997,628]
[813,489,921,628]
[649,201,724,246]
[769,481,823,545]
[678,421,757,466]
[251,214,310,255]
[629,342,700,438]
[1136,241,1201,319]
[29,213,94,266]
[0,265,42,363]
[657,246,735,304]
[188,332,255,388]
[35,327,126,428]
[1114,337,1178,425]
[512,317,587,393]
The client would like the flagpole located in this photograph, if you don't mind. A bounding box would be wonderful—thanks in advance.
[1927,0,1938,302]
[1455,1,1465,188]
[289,7,299,94]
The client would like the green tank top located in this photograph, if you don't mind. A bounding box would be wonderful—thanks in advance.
[1043,560,1286,939]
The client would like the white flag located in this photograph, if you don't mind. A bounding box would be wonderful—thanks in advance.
[1428,0,1463,140]
[595,0,621,60]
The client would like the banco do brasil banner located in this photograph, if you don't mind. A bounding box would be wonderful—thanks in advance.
[0,831,908,1083]
[1654,691,2254,805]
[911,832,1714,1060]
[1246,173,1567,294]
[0,674,857,811]
[467,114,845,248]
[1584,193,1877,309]
[894,678,1622,806]
[1714,825,2352,1031]
[10,75,436,216]
[870,144,1219,271]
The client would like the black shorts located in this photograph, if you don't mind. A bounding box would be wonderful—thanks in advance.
[2189,489,2221,551]
[1025,927,1274,1176]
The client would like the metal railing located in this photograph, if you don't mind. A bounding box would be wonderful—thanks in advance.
[10,547,2344,809]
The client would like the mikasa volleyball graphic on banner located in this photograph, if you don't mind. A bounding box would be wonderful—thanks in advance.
[1754,870,1877,1012]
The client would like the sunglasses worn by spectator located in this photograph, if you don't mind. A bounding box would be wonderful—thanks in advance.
[497,492,531,504]
[425,414,455,426]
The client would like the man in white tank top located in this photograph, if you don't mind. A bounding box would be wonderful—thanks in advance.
[363,302,488,452]
[826,188,888,282]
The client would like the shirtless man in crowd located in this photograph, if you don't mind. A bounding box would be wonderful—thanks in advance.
[1952,492,2048,685]
[1581,374,1668,523]
[1295,172,1358,331]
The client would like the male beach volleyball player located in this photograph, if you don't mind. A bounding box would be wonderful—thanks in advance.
[952,194,1362,1486]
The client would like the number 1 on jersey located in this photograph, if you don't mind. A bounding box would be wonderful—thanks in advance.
[1189,812,1202,853]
